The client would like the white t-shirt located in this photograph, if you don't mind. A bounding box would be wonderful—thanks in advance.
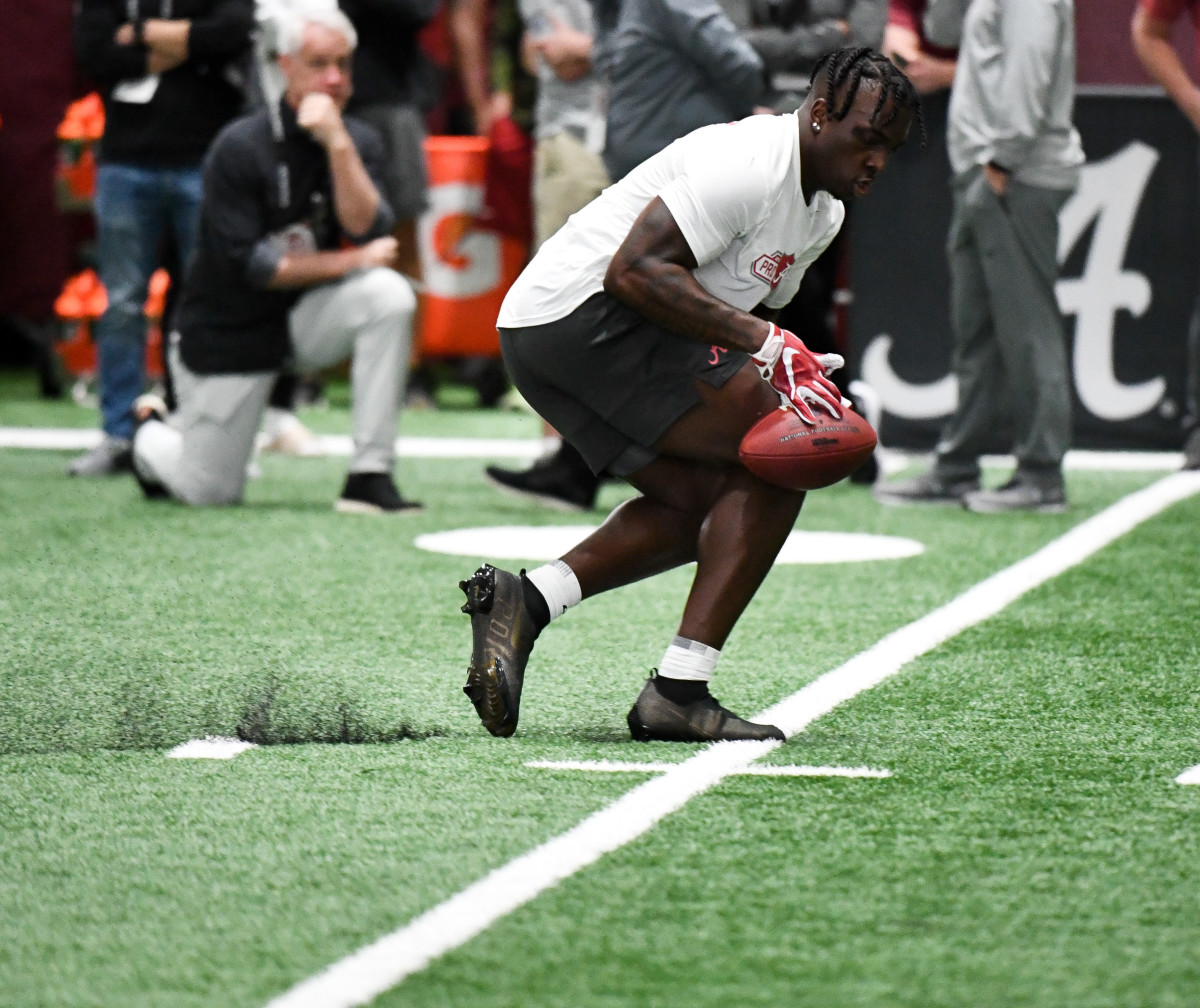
[496,112,844,329]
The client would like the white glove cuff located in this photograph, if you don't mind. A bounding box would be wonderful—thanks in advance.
[750,322,784,373]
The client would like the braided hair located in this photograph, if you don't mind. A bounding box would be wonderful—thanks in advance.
[810,46,926,147]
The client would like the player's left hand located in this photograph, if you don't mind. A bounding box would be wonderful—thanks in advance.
[750,323,844,423]
[297,92,348,149]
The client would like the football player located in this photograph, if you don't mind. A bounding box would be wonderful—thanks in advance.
[461,46,918,742]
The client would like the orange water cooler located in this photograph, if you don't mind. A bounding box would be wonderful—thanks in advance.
[417,136,528,358]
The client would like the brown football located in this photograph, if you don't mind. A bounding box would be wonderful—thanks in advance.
[738,405,877,491]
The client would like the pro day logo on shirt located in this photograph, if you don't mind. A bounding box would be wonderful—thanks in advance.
[752,251,797,290]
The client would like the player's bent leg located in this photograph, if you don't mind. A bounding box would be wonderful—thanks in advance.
[678,465,805,648]
[625,371,800,742]
[617,474,800,742]
[560,455,725,597]
[618,466,800,743]
[556,362,781,599]
[459,458,724,739]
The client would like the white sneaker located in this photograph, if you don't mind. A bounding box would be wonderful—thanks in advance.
[67,436,132,477]
[260,412,323,456]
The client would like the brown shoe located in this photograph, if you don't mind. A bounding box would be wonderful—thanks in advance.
[626,674,785,743]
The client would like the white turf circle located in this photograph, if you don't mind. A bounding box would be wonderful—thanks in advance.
[415,526,924,564]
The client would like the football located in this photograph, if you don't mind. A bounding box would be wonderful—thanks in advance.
[738,404,877,491]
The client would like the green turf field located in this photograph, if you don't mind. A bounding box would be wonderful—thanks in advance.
[2,365,1199,1008]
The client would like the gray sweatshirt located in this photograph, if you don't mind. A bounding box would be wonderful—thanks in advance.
[600,0,765,181]
[927,0,1084,190]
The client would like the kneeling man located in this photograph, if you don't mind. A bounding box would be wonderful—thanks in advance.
[134,8,419,513]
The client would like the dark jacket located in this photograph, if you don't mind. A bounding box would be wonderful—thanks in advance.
[176,101,394,374]
[599,0,765,181]
[339,0,441,111]
[736,0,887,111]
[74,0,254,166]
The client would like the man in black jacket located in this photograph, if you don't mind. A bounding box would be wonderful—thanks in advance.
[70,0,254,476]
[131,8,420,512]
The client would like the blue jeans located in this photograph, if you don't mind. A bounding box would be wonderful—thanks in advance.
[93,162,203,439]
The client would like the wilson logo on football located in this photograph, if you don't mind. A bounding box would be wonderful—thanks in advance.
[751,251,797,290]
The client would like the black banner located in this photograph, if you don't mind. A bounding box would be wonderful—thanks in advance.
[847,91,1200,452]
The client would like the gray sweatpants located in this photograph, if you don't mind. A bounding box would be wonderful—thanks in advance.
[933,168,1073,487]
[136,267,415,505]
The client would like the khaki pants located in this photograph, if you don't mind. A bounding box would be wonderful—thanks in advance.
[135,267,415,505]
[533,131,610,250]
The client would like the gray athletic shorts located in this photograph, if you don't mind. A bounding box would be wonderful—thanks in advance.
[499,292,746,476]
[354,103,430,220]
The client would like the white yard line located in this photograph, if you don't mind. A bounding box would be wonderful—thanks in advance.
[1175,765,1200,785]
[0,426,1187,468]
[264,470,1200,1008]
[0,427,544,460]
[526,759,891,778]
[166,737,257,760]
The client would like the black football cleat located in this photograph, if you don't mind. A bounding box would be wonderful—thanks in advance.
[627,674,785,743]
[460,564,540,737]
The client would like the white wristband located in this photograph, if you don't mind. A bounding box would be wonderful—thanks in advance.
[750,322,783,374]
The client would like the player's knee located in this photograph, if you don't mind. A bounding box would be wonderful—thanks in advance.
[356,267,416,321]
[173,455,246,506]
[177,476,243,507]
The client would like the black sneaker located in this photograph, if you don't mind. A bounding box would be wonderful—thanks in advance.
[1182,428,1200,471]
[67,436,133,477]
[962,477,1067,514]
[485,442,599,512]
[460,563,540,737]
[848,452,879,485]
[335,472,422,514]
[847,379,882,486]
[874,470,979,506]
[626,674,785,743]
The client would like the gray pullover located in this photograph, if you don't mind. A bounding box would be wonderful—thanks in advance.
[600,0,765,180]
[927,0,1084,190]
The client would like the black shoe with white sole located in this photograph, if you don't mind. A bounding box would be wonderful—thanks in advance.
[626,674,785,743]
[875,471,980,506]
[962,478,1067,514]
[335,472,422,514]
[484,441,599,512]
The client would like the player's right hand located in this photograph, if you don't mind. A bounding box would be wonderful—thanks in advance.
[358,236,399,270]
[750,323,844,424]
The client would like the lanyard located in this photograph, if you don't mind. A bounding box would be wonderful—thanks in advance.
[127,0,173,21]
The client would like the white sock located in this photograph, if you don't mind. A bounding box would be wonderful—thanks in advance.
[524,560,581,622]
[658,636,720,682]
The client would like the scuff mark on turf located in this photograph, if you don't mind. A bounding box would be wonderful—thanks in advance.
[234,672,432,745]
[116,674,169,750]
[236,671,284,745]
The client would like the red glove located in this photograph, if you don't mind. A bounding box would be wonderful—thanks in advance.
[750,323,844,423]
